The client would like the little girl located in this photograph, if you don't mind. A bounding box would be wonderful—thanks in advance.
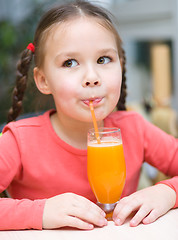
[0,0,178,230]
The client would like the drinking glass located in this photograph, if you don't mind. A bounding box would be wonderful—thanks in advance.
[87,127,126,220]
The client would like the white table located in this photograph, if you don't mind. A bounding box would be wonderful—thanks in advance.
[1,209,178,240]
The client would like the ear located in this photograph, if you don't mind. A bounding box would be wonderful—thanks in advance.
[33,67,51,95]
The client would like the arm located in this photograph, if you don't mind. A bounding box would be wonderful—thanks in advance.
[0,125,107,230]
[113,116,178,226]
[0,198,46,230]
[0,128,46,230]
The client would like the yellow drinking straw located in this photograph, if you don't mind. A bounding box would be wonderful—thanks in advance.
[89,100,101,144]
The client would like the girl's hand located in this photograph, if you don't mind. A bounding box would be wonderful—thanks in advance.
[113,184,176,227]
[42,193,107,230]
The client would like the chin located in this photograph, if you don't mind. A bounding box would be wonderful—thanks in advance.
[96,107,113,120]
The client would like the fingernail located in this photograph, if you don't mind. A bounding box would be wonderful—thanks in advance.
[130,219,137,227]
[88,224,94,229]
[104,218,108,225]
[99,218,108,226]
[115,218,121,225]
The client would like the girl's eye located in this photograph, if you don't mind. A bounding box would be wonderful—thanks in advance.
[63,59,78,68]
[97,56,111,64]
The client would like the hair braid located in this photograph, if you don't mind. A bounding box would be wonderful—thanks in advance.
[7,49,33,123]
[117,48,127,110]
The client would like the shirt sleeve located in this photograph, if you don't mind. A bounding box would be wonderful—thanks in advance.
[0,124,21,192]
[0,198,46,230]
[0,124,46,230]
[143,116,178,208]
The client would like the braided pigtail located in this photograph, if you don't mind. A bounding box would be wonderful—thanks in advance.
[117,48,127,110]
[7,48,34,123]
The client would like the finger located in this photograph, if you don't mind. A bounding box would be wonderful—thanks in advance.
[142,209,161,225]
[129,205,151,227]
[73,194,106,217]
[112,197,129,220]
[69,196,107,227]
[113,198,141,225]
[70,206,108,227]
[65,216,94,230]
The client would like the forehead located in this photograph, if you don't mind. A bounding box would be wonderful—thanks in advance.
[44,17,117,51]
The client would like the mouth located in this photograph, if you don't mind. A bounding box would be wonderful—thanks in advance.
[82,97,103,107]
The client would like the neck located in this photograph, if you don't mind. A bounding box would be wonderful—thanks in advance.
[50,112,104,149]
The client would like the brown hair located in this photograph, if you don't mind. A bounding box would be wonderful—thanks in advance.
[7,0,127,123]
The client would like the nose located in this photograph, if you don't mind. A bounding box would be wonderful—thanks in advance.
[82,65,101,87]
[83,79,100,87]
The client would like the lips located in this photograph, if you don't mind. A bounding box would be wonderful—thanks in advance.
[83,97,103,107]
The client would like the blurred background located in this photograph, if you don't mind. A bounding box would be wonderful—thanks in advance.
[1,0,178,186]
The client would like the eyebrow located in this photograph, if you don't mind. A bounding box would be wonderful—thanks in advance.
[54,52,79,63]
[98,48,118,55]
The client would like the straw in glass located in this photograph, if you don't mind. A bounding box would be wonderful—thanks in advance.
[89,101,101,144]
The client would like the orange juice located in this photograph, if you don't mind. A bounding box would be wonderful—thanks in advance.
[87,141,126,204]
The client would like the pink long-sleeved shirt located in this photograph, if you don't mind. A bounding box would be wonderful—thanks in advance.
[0,109,178,230]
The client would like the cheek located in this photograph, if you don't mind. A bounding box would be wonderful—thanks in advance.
[106,72,122,109]
[50,78,76,98]
[52,84,76,114]
[107,73,122,97]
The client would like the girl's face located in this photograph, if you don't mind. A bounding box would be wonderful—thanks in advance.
[35,17,122,124]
